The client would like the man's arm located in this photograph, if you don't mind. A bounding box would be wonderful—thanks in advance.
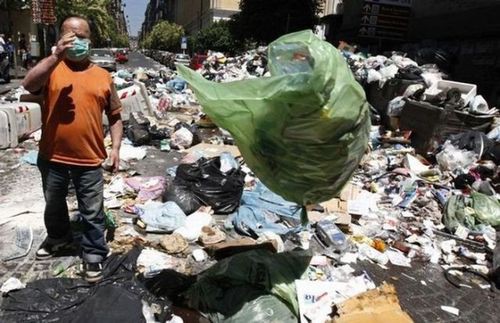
[108,114,123,172]
[22,32,75,93]
[106,81,123,172]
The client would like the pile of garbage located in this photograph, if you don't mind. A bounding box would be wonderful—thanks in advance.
[1,31,500,322]
[343,51,496,118]
[197,48,269,82]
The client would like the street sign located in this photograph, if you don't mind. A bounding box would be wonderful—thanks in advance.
[358,0,412,41]
[181,37,187,50]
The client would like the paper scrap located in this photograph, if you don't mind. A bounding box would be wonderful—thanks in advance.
[386,250,412,267]
[310,255,328,266]
[455,225,470,240]
[441,306,459,316]
[340,252,358,264]
[185,143,241,158]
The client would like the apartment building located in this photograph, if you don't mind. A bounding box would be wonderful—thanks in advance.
[174,0,240,35]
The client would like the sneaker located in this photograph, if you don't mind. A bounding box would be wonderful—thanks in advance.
[36,238,74,260]
[80,262,104,283]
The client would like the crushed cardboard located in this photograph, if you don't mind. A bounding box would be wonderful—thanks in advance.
[333,283,413,323]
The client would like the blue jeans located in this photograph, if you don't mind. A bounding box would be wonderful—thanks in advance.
[37,157,108,263]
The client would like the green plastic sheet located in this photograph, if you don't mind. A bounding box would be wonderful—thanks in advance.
[178,30,370,207]
[444,191,500,232]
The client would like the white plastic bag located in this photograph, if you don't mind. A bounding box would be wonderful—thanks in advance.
[171,127,193,149]
[436,141,478,172]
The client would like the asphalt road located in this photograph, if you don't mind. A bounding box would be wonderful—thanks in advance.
[120,51,163,70]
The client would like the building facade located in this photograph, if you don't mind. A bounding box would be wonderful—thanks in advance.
[140,0,173,40]
[108,0,128,35]
[174,0,240,34]
[140,0,240,39]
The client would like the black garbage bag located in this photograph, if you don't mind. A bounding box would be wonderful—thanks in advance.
[0,248,172,323]
[167,156,245,214]
[396,65,423,81]
[149,124,171,140]
[163,183,203,215]
[450,131,495,159]
[127,112,151,146]
[413,48,453,73]
[140,269,195,302]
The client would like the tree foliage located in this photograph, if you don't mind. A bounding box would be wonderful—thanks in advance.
[191,20,239,54]
[230,0,324,44]
[111,33,129,48]
[142,21,184,51]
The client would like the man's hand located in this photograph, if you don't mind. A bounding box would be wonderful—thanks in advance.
[53,32,76,60]
[109,148,120,172]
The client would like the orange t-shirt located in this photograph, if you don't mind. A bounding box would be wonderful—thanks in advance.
[39,61,122,166]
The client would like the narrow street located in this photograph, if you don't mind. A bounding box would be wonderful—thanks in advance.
[122,51,163,70]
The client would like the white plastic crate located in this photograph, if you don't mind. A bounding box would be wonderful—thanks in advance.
[434,80,477,106]
[0,107,18,149]
[7,102,41,138]
[103,81,153,125]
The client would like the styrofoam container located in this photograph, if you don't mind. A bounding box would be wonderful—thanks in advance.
[103,81,153,125]
[0,107,19,149]
[434,80,477,106]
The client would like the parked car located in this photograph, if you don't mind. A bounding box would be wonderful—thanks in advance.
[173,53,190,68]
[89,48,116,72]
[115,50,128,64]
[190,54,207,70]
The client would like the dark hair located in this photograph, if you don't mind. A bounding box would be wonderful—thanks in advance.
[59,15,89,32]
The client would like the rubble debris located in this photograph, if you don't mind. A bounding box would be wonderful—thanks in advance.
[159,233,190,255]
[198,226,226,246]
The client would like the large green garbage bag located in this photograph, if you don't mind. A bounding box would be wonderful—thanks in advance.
[184,249,311,319]
[177,30,370,209]
[444,192,500,232]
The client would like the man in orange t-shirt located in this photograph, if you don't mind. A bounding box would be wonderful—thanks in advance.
[23,16,123,283]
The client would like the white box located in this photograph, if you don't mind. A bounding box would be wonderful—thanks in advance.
[434,80,477,106]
